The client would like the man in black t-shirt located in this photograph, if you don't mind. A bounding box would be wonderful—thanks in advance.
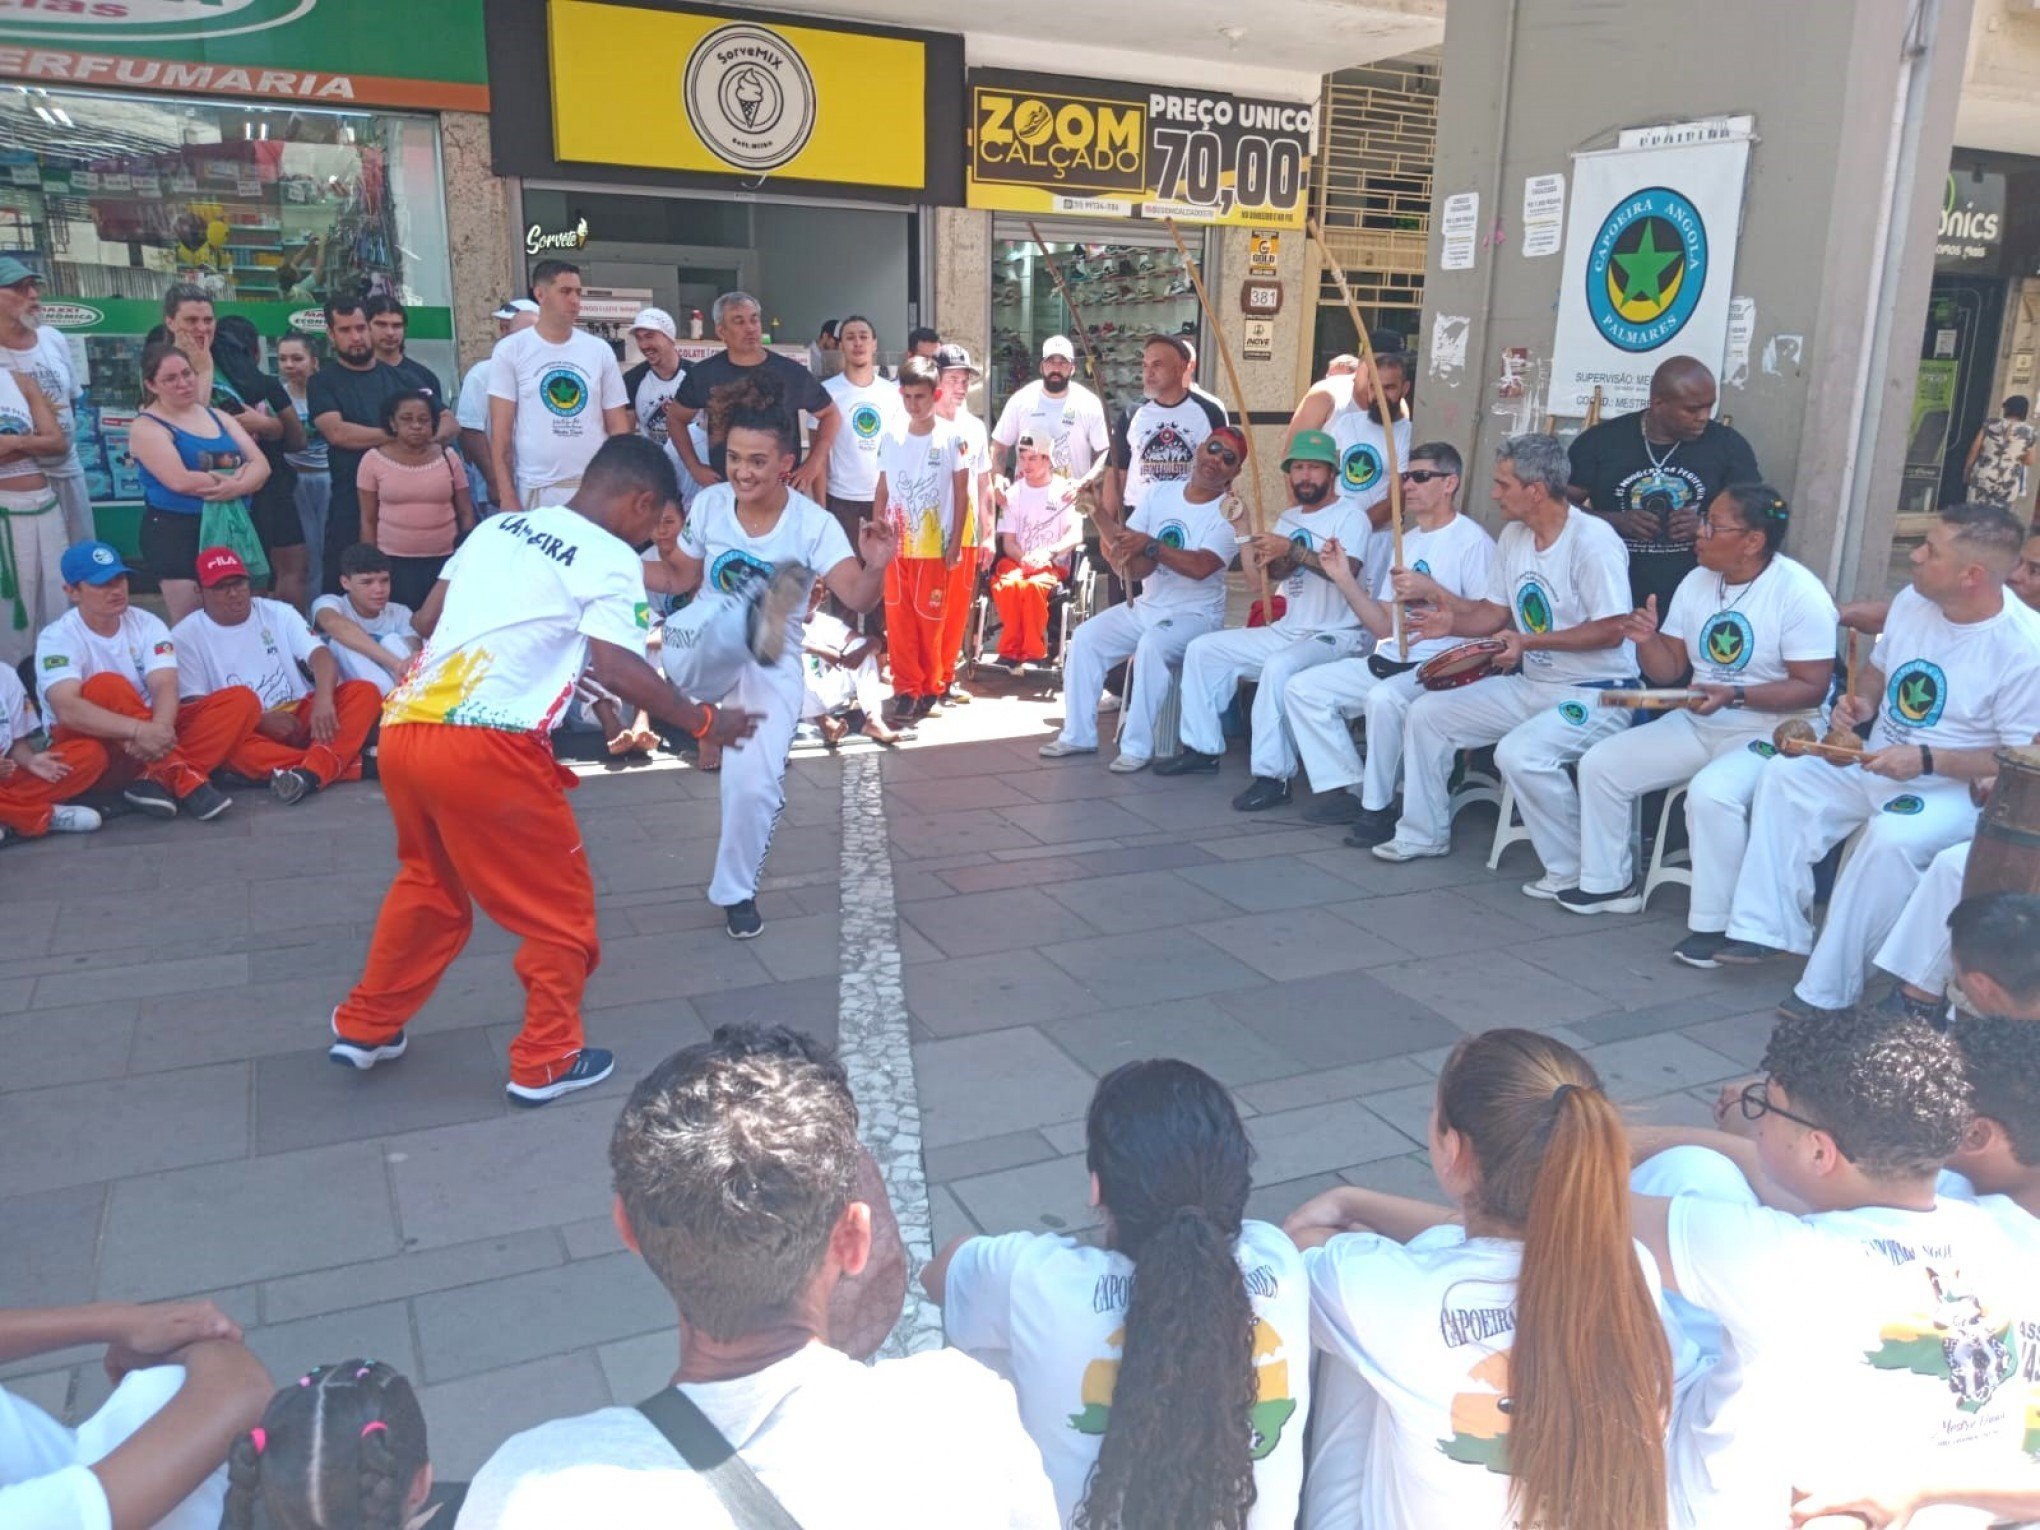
[1566,355,1761,609]
[307,298,409,592]
[668,290,836,495]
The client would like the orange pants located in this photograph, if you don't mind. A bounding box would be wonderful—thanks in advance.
[224,680,381,788]
[885,556,950,698]
[990,558,1065,660]
[52,674,261,800]
[934,544,985,689]
[0,739,107,836]
[336,723,597,1088]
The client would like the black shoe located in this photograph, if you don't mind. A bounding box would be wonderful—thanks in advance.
[1302,793,1365,826]
[1153,749,1221,777]
[1672,932,1731,969]
[269,767,319,806]
[182,782,234,822]
[724,899,764,939]
[1342,806,1399,848]
[1231,776,1292,812]
[121,780,178,818]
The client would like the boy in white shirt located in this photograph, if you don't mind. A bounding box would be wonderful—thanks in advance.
[988,432,1082,669]
[310,543,419,695]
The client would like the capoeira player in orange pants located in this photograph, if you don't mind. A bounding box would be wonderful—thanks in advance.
[326,437,759,1106]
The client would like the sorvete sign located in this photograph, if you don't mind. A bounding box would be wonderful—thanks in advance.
[966,67,1315,229]
[0,0,489,110]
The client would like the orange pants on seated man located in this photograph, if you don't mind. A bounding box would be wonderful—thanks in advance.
[223,680,381,788]
[49,673,261,799]
[0,739,107,836]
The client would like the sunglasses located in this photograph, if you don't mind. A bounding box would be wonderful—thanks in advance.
[1401,469,1450,484]
[1203,441,1240,467]
[1734,1080,1827,1135]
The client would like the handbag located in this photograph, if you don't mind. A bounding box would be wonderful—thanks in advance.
[198,494,271,582]
[636,1387,806,1529]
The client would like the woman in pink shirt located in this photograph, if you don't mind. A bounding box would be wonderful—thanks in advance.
[357,390,475,609]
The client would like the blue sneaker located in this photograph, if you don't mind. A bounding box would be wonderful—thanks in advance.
[506,1047,616,1108]
[327,1007,407,1070]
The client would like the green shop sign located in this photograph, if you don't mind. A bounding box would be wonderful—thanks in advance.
[36,296,453,340]
[0,0,489,111]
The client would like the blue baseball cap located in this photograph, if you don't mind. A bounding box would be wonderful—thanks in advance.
[60,540,134,586]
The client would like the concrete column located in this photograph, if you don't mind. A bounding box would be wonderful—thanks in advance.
[1421,0,1973,597]
[441,110,515,374]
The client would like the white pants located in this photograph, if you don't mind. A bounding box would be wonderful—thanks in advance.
[1399,675,1630,879]
[295,469,331,597]
[1873,839,1971,995]
[1058,601,1217,758]
[1725,757,1978,1009]
[1178,625,1369,778]
[1287,660,1423,809]
[328,631,412,695]
[48,470,93,546]
[662,588,803,907]
[0,486,65,670]
[0,1366,226,1530]
[1575,710,1806,895]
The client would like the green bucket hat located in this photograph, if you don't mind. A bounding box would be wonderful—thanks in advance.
[1282,428,1339,470]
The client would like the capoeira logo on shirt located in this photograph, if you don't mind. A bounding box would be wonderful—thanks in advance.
[1140,423,1196,483]
[1886,660,1949,730]
[1341,442,1385,496]
[1865,1265,2017,1412]
[1702,611,1754,672]
[539,367,590,419]
[708,548,775,594]
[1069,1319,1299,1459]
[1514,576,1556,636]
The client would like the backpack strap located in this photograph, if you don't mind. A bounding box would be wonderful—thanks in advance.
[635,1387,806,1530]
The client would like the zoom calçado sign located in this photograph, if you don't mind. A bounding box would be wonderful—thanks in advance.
[966,67,1315,229]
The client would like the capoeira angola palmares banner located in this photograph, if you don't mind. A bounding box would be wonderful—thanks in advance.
[1549,133,1752,417]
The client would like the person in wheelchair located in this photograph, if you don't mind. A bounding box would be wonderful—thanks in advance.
[989,433,1084,674]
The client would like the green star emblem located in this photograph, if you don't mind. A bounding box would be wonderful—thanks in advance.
[1613,221,1681,306]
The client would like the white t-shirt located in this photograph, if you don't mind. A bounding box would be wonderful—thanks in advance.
[486,327,628,494]
[1489,508,1637,686]
[631,363,688,447]
[0,327,79,476]
[1117,392,1227,512]
[1327,398,1414,578]
[997,478,1079,570]
[1128,482,1240,626]
[1269,498,1373,635]
[1669,1188,2036,1529]
[821,372,903,502]
[1869,583,2040,752]
[455,358,493,433]
[383,505,649,734]
[34,607,178,712]
[679,484,852,664]
[1305,1224,1684,1530]
[877,420,968,560]
[172,598,320,708]
[1662,553,1839,689]
[942,1220,1308,1529]
[1396,512,1500,661]
[992,380,1110,481]
[455,1342,1058,1530]
[0,664,34,755]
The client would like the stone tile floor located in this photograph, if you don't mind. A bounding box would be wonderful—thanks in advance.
[0,683,1797,1474]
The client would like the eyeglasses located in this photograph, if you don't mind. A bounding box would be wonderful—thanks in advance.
[1401,469,1450,484]
[1203,441,1240,466]
[1734,1080,1827,1134]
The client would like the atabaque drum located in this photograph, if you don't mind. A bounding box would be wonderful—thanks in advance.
[1962,744,2040,901]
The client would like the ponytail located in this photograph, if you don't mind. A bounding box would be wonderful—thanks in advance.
[1439,1032,1671,1530]
[1075,1061,1258,1530]
[216,1359,429,1530]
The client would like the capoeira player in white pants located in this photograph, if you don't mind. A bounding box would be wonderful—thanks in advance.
[1158,428,1372,809]
[1039,426,1244,771]
[1558,484,1836,924]
[645,397,895,940]
[1286,351,1412,582]
[1370,433,1638,898]
[1285,440,1497,846]
[1716,502,2040,1019]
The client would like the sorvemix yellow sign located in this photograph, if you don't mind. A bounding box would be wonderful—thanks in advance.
[548,1,926,188]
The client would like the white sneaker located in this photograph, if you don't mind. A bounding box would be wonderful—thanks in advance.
[1097,692,1122,712]
[1038,738,1096,759]
[48,805,102,834]
[1107,753,1150,773]
[1521,873,1575,901]
[1371,838,1448,862]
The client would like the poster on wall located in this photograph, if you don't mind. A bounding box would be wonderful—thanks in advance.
[1548,132,1752,415]
[965,68,1315,229]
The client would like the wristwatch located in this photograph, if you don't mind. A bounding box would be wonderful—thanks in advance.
[1729,686,1747,709]
[1142,538,1162,561]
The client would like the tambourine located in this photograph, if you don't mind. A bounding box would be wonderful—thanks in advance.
[1599,688,1706,710]
[1774,717,1864,764]
[1417,639,1509,692]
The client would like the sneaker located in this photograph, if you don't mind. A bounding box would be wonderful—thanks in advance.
[1153,749,1221,777]
[748,563,811,668]
[506,1047,616,1108]
[122,780,178,818]
[182,782,234,822]
[270,767,319,806]
[1521,874,1575,901]
[1107,753,1149,773]
[48,804,102,834]
[327,1008,407,1071]
[1302,793,1364,826]
[1672,932,1731,969]
[1557,885,1645,916]
[1342,807,1401,848]
[724,898,764,939]
[1039,738,1096,759]
[1372,837,1449,862]
[1714,940,1782,966]
[1231,776,1292,812]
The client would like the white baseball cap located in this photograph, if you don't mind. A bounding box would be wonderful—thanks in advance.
[630,307,678,339]
[1042,335,1075,361]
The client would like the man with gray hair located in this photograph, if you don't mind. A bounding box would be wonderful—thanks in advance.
[458,1025,1059,1528]
[669,291,838,500]
[1371,432,1638,899]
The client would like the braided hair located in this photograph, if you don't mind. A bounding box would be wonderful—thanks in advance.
[220,1359,429,1530]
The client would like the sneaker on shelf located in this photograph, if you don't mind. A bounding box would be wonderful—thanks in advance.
[1230,776,1292,812]
[748,562,812,668]
[121,780,178,818]
[1556,885,1645,916]
[1302,793,1365,826]
[183,782,234,822]
[48,804,103,834]
[270,767,319,806]
[1038,738,1096,759]
[1106,753,1149,773]
[1153,749,1221,777]
[328,1008,407,1071]
[1713,939,1782,966]
[506,1047,616,1108]
[1672,931,1732,969]
[1371,838,1449,862]
[724,898,764,939]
